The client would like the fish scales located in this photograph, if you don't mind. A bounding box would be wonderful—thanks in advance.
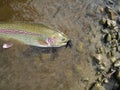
[0,22,70,47]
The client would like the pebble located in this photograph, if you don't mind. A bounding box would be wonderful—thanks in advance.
[103,78,109,84]
[105,6,117,20]
[91,83,105,90]
[108,0,114,5]
[100,18,107,25]
[97,6,104,13]
[117,46,120,52]
[107,19,117,28]
[114,59,120,67]
[116,70,120,80]
[116,6,120,14]
[117,17,120,24]
[116,32,120,41]
[104,34,111,42]
[110,57,116,62]
[98,65,106,71]
[101,29,109,34]
[93,54,103,63]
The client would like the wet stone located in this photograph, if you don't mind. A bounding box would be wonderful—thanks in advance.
[105,6,111,13]
[106,19,117,28]
[97,65,106,71]
[96,71,101,75]
[111,20,117,27]
[100,17,107,25]
[116,70,120,81]
[108,0,114,5]
[107,51,112,58]
[96,47,104,54]
[117,17,120,24]
[104,34,111,42]
[91,83,105,90]
[92,54,103,63]
[117,46,120,52]
[111,33,116,39]
[109,11,117,20]
[103,78,109,84]
[111,50,116,56]
[111,39,118,48]
[116,6,120,15]
[105,6,117,20]
[113,27,119,32]
[114,59,120,67]
[110,57,116,63]
[97,6,104,13]
[116,32,120,41]
[106,42,111,48]
[101,29,109,34]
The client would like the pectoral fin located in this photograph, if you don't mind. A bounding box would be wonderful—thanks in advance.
[2,43,13,48]
[37,39,49,46]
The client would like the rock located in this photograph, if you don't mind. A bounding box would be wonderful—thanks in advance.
[100,17,107,25]
[111,47,116,56]
[116,70,120,81]
[96,46,104,54]
[110,57,116,63]
[92,54,103,63]
[97,65,106,71]
[97,6,104,13]
[91,83,105,90]
[111,20,117,27]
[101,29,109,34]
[114,59,120,67]
[106,19,117,28]
[116,6,120,15]
[116,32,120,41]
[110,11,118,20]
[104,34,111,42]
[117,46,120,52]
[108,0,114,5]
[117,17,120,24]
[103,78,109,84]
[105,6,117,20]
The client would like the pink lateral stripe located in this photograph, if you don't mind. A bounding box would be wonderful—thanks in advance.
[0,29,41,36]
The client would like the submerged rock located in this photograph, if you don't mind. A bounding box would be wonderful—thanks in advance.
[105,6,118,20]
[100,18,107,25]
[97,6,104,13]
[116,70,120,81]
[110,57,116,63]
[90,83,105,90]
[106,19,117,28]
[114,59,120,67]
[116,6,120,15]
[92,54,103,63]
[104,33,112,42]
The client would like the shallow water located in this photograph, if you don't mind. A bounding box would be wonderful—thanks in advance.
[0,0,117,90]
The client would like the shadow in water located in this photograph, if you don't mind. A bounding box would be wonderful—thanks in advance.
[23,46,65,61]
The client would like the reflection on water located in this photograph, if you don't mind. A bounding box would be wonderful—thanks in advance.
[0,0,107,90]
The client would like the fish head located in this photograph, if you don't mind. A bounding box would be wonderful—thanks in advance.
[46,32,70,47]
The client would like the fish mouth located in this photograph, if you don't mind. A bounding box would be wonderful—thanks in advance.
[65,40,72,48]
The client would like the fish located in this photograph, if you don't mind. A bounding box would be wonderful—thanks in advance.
[0,22,71,48]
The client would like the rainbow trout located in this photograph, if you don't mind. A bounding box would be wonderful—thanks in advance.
[0,22,71,48]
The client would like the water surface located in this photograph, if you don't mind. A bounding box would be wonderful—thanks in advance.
[0,0,111,90]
